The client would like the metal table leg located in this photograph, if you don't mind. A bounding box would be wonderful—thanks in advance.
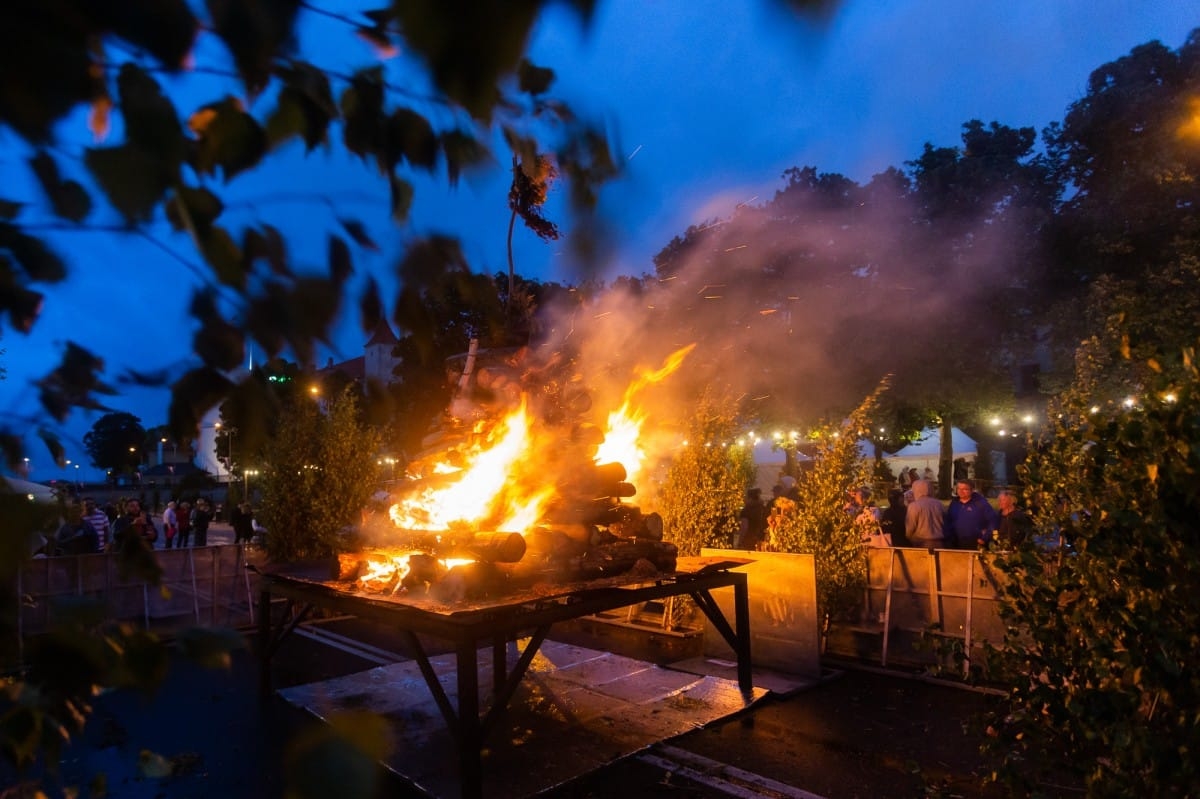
[456,639,482,799]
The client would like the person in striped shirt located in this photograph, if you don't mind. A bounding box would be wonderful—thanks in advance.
[82,497,110,552]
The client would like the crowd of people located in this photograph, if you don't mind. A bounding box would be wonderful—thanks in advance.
[39,495,248,556]
[735,472,1033,552]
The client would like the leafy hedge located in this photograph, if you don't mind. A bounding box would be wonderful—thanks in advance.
[989,350,1200,797]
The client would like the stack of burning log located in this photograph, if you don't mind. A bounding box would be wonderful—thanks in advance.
[335,341,683,601]
[337,459,677,601]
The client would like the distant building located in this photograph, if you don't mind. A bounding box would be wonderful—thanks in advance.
[319,320,402,386]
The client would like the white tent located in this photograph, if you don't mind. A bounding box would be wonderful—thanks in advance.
[2,475,57,503]
[750,439,810,493]
[886,427,977,474]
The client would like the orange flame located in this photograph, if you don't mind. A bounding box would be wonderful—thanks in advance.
[359,551,414,594]
[389,398,553,533]
[594,345,695,484]
[384,345,695,543]
[1180,97,1200,142]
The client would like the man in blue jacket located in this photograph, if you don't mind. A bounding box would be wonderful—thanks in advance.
[944,479,997,549]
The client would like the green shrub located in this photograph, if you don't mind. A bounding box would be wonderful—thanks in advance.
[657,390,752,556]
[769,381,886,623]
[989,349,1200,797]
[259,388,382,561]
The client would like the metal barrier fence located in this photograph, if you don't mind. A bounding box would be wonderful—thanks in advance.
[12,545,262,665]
[836,546,1007,673]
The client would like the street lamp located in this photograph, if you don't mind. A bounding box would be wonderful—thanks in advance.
[244,468,260,497]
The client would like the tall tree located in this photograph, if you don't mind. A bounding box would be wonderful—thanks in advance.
[1044,33,1200,287]
[82,411,147,474]
[1039,32,1200,391]
[897,120,1055,493]
[506,152,560,305]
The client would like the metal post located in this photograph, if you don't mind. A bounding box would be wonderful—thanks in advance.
[927,550,942,628]
[881,548,896,667]
[964,553,976,679]
[258,585,272,696]
[456,639,482,799]
[211,548,220,626]
[16,568,24,666]
[188,548,200,623]
[733,573,753,696]
[244,548,255,625]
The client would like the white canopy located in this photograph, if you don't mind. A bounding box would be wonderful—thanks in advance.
[751,438,787,465]
[887,427,977,472]
[2,476,57,503]
[750,438,811,493]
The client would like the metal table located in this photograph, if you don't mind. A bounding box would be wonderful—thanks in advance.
[256,556,752,798]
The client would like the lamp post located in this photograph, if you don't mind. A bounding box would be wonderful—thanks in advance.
[214,422,238,483]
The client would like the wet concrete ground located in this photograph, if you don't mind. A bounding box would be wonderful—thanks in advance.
[11,618,1009,799]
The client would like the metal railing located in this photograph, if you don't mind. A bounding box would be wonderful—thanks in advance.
[11,545,262,666]
[849,546,1007,674]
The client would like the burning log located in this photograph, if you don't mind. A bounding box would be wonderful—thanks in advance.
[430,561,505,602]
[357,531,527,564]
[571,538,678,579]
[450,531,527,563]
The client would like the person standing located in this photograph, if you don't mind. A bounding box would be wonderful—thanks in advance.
[232,502,255,545]
[81,498,111,552]
[176,501,192,548]
[162,500,178,548]
[995,489,1033,548]
[110,498,157,553]
[905,479,945,548]
[880,488,909,547]
[944,479,998,549]
[736,488,768,550]
[845,486,882,544]
[52,500,99,555]
[191,499,212,547]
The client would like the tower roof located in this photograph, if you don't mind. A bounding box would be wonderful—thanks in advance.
[365,319,398,348]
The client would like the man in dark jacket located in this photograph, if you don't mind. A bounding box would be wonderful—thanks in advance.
[996,489,1034,548]
[110,498,156,553]
[52,501,99,555]
[944,479,997,549]
[191,499,213,546]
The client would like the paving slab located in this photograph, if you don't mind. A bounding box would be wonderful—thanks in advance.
[278,640,768,798]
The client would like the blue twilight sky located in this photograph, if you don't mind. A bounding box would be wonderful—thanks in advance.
[4,0,1197,482]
